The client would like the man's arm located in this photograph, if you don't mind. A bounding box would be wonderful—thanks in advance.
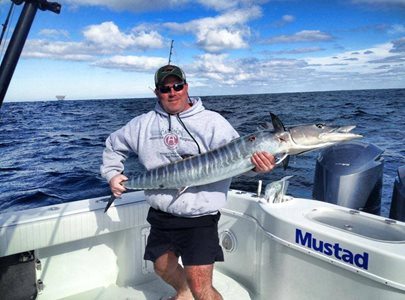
[101,119,139,196]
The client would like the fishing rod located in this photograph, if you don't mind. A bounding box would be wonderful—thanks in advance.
[0,1,15,47]
[0,0,61,108]
[168,39,174,65]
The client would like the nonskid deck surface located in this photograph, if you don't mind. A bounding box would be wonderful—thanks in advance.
[57,269,250,300]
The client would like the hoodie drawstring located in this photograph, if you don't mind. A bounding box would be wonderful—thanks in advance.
[175,113,202,155]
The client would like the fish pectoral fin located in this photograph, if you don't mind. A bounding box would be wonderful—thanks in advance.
[282,155,290,170]
[275,153,290,169]
[176,186,190,197]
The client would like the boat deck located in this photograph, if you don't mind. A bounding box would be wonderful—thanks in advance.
[3,192,405,300]
[58,269,250,300]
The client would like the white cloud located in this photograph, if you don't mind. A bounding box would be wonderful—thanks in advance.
[165,6,262,52]
[165,7,261,32]
[305,42,404,74]
[64,0,270,12]
[265,30,333,44]
[197,0,236,11]
[92,55,167,71]
[368,54,405,63]
[187,53,308,87]
[390,37,405,53]
[83,21,164,50]
[196,0,269,11]
[272,14,296,28]
[22,21,164,62]
[184,39,404,95]
[84,22,135,49]
[270,47,325,55]
[388,24,405,35]
[197,28,249,52]
[14,1,405,97]
[22,40,96,61]
[132,30,164,49]
[282,15,295,23]
[193,54,235,73]
[39,29,70,39]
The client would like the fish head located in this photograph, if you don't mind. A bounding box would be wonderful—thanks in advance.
[287,123,362,154]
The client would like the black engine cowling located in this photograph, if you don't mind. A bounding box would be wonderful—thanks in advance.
[389,166,405,221]
[312,142,384,215]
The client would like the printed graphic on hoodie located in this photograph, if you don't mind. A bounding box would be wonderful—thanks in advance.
[163,132,179,149]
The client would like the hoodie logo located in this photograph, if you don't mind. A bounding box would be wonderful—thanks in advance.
[164,133,179,149]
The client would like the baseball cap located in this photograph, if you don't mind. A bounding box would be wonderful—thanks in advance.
[154,64,186,87]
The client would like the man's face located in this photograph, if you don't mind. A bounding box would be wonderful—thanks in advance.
[156,75,190,114]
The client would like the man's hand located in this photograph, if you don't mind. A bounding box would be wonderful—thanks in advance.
[251,152,276,173]
[109,174,128,197]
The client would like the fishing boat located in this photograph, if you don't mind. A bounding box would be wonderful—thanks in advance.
[55,95,65,101]
[1,186,405,300]
[0,1,404,300]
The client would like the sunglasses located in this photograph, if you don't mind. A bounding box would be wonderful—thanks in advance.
[158,82,185,94]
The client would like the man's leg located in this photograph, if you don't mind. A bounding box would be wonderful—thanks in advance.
[154,251,193,300]
[185,264,222,300]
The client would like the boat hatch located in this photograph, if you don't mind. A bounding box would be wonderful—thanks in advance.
[0,251,37,299]
[306,208,405,242]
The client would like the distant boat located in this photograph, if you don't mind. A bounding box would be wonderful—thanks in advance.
[56,95,65,101]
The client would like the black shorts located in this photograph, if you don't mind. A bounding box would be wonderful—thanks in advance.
[143,207,224,266]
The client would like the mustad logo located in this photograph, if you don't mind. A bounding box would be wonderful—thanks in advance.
[295,229,369,270]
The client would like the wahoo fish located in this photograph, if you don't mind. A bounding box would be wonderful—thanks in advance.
[104,113,361,212]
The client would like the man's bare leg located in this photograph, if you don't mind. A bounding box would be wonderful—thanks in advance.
[154,251,193,300]
[185,264,222,300]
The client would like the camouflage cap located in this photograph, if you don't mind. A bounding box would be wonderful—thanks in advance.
[154,64,186,87]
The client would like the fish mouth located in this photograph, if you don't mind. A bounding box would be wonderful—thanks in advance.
[319,125,362,141]
[337,125,356,133]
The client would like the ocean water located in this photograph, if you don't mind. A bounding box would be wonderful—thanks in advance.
[0,89,404,216]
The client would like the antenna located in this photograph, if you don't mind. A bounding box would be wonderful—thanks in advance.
[168,40,174,65]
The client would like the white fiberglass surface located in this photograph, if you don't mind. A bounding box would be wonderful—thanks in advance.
[56,269,251,300]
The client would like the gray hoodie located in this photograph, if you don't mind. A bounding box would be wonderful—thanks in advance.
[101,97,239,217]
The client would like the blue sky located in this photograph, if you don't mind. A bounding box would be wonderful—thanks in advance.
[1,0,404,101]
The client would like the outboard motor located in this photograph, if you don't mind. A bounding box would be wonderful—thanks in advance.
[389,166,405,221]
[312,142,384,215]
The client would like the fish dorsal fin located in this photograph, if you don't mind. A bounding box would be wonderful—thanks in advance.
[270,113,286,133]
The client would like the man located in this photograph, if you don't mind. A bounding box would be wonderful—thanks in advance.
[101,64,275,300]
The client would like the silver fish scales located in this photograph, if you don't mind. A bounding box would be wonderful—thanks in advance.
[105,113,361,212]
[125,113,361,190]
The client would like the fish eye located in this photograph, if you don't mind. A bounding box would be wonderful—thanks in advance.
[316,124,324,128]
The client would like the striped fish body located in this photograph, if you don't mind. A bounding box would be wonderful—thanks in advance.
[126,130,280,190]
[105,113,361,212]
